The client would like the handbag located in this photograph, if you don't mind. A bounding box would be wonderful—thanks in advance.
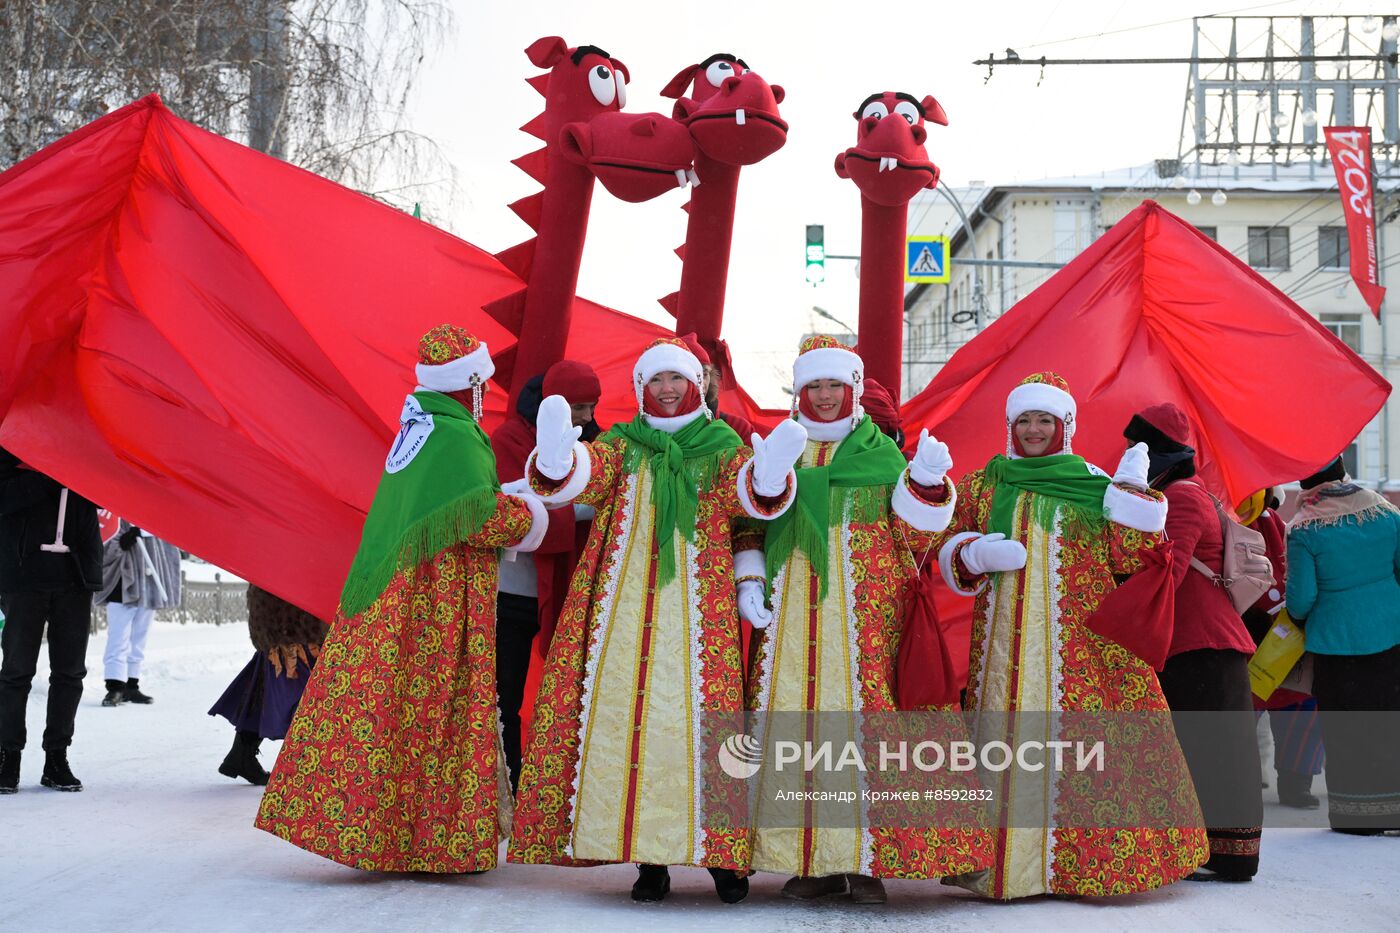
[1248,609,1308,701]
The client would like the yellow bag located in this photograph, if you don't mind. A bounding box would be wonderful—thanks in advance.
[1248,609,1306,701]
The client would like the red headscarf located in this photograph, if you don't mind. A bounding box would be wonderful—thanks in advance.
[643,381,704,418]
[1011,416,1065,457]
[797,385,853,422]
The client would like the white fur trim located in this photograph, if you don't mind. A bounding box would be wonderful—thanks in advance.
[1103,483,1167,533]
[526,442,591,506]
[891,469,957,533]
[737,460,795,520]
[502,491,549,554]
[795,411,853,442]
[1006,382,1075,423]
[414,342,494,391]
[635,343,703,389]
[734,548,766,580]
[938,532,988,597]
[793,346,863,388]
[641,405,706,433]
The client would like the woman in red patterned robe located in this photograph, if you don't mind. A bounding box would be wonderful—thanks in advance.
[256,326,548,872]
[508,338,805,903]
[933,372,1208,899]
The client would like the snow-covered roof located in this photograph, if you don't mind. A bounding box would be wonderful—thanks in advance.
[993,160,1375,194]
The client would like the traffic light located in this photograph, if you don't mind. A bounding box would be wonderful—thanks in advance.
[805,224,825,285]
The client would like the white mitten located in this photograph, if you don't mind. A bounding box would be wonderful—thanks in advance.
[909,428,953,487]
[749,420,808,496]
[959,532,1028,575]
[737,579,773,629]
[1112,441,1151,491]
[534,394,581,480]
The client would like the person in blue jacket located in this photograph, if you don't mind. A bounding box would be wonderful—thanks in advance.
[1286,456,1400,834]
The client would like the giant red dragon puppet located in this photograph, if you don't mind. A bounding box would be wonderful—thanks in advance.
[658,53,787,367]
[836,91,948,404]
[488,37,695,401]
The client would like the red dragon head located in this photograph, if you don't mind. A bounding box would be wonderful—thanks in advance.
[526,36,695,202]
[834,91,947,207]
[661,53,788,166]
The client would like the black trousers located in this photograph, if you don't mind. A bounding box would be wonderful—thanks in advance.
[1312,645,1400,830]
[1158,648,1263,879]
[0,589,93,752]
[496,592,539,791]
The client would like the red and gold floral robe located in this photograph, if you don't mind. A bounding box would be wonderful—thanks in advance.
[509,436,784,871]
[933,467,1209,899]
[255,496,535,872]
[747,438,994,879]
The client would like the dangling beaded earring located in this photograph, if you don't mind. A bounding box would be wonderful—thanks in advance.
[699,368,712,419]
[1062,412,1075,455]
[469,374,484,422]
[850,370,865,432]
[1005,419,1016,458]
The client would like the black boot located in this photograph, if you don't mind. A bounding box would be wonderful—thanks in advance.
[630,864,671,902]
[40,749,83,791]
[102,679,127,707]
[708,867,749,903]
[1277,770,1321,809]
[218,730,270,786]
[0,749,19,794]
[124,678,154,705]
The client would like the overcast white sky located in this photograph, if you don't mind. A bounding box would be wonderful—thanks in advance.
[405,0,1384,403]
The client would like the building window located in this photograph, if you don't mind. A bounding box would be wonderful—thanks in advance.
[1247,226,1290,269]
[1321,313,1362,353]
[1195,226,1218,241]
[1318,226,1349,270]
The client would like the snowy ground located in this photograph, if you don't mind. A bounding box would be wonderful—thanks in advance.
[3,620,1398,933]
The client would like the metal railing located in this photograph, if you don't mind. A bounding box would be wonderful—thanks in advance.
[89,571,248,633]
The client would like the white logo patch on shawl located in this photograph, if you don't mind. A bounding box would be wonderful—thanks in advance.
[385,395,435,474]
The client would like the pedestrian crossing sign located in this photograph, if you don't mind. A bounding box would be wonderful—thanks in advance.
[905,236,950,283]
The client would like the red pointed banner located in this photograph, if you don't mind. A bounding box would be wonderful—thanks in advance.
[900,200,1391,683]
[1324,126,1386,318]
[0,96,773,618]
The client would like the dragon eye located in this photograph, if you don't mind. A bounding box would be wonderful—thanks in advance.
[589,64,617,106]
[705,60,735,87]
[894,101,920,125]
[861,101,889,121]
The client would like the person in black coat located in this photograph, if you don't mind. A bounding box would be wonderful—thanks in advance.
[0,445,104,793]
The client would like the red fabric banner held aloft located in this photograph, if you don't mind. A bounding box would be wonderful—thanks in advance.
[0,96,775,619]
[1324,126,1386,318]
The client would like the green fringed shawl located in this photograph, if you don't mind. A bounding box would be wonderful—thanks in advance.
[602,412,742,586]
[983,453,1109,539]
[339,391,501,618]
[765,415,908,597]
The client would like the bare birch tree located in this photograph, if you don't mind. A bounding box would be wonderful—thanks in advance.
[0,0,452,213]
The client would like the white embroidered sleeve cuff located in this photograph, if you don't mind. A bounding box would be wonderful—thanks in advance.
[892,469,957,533]
[737,459,796,520]
[503,491,549,554]
[1103,483,1167,533]
[938,531,989,597]
[526,442,591,507]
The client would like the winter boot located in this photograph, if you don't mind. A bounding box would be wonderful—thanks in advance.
[123,678,154,705]
[0,749,19,794]
[1277,770,1321,809]
[40,749,83,792]
[218,730,270,786]
[847,874,888,904]
[102,679,127,706]
[708,867,749,904]
[630,864,671,902]
[781,874,849,899]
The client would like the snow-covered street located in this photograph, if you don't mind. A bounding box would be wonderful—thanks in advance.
[2,619,1397,933]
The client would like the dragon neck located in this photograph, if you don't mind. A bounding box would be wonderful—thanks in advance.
[674,150,741,345]
[509,154,596,402]
[857,194,908,405]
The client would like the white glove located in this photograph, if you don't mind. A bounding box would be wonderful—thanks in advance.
[501,478,530,496]
[959,533,1027,576]
[737,579,773,629]
[749,420,808,497]
[1112,441,1151,491]
[534,394,581,480]
[909,429,953,487]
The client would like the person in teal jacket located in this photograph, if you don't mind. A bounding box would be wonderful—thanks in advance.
[1286,457,1400,834]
